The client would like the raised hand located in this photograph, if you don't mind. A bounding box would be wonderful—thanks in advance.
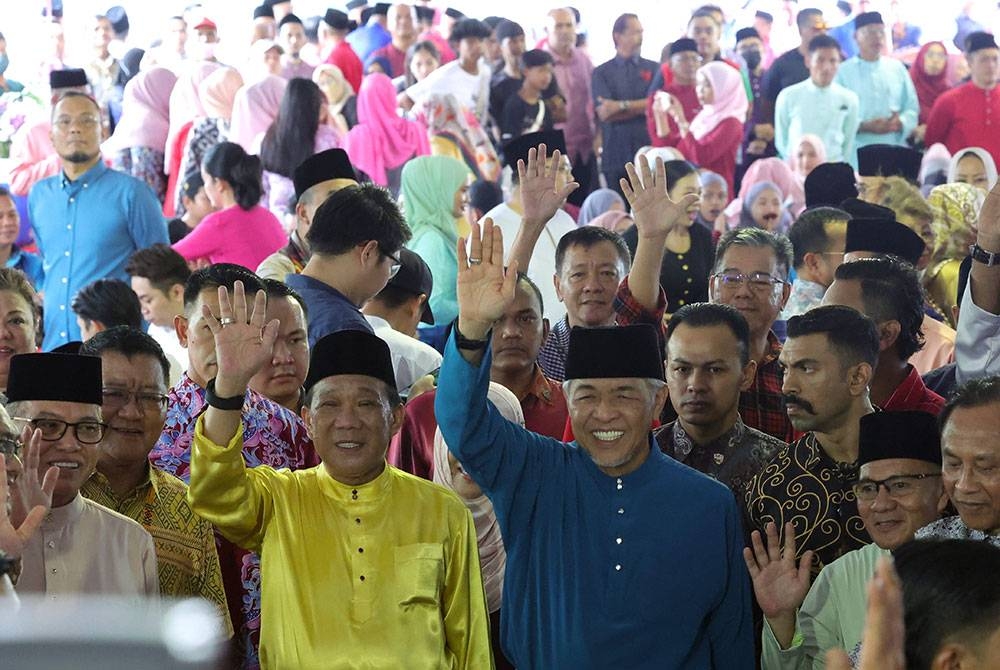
[518,143,579,225]
[202,281,280,397]
[743,522,814,648]
[3,430,59,559]
[456,218,518,341]
[825,557,905,670]
[620,156,700,239]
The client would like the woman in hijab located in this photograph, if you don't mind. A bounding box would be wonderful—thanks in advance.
[104,66,177,202]
[402,155,471,326]
[420,93,500,183]
[578,188,625,226]
[163,60,222,215]
[910,41,950,143]
[228,74,288,152]
[926,182,985,325]
[919,143,952,196]
[738,181,790,232]
[671,61,747,194]
[342,73,430,195]
[586,211,634,234]
[174,67,244,215]
[947,146,998,193]
[313,64,358,135]
[725,156,804,227]
[432,381,520,670]
[787,134,827,186]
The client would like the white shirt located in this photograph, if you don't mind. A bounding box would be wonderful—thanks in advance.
[18,495,159,599]
[481,203,577,324]
[365,315,443,394]
[148,323,187,386]
[405,60,491,124]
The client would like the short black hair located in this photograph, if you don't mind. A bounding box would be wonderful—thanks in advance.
[183,263,265,313]
[661,159,699,193]
[786,304,880,368]
[516,271,544,315]
[261,277,309,321]
[939,375,1000,431]
[80,325,171,386]
[808,33,841,53]
[449,18,491,44]
[126,244,192,295]
[796,7,824,30]
[689,7,721,26]
[894,539,1000,670]
[71,279,143,331]
[834,257,925,360]
[202,142,264,211]
[306,183,411,257]
[666,303,751,366]
[612,13,638,45]
[554,226,631,276]
[788,206,848,269]
[0,185,11,199]
[714,228,794,279]
[52,90,101,116]
[371,283,423,310]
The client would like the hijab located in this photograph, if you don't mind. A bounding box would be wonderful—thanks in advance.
[401,155,470,246]
[578,189,626,226]
[947,147,999,191]
[313,64,353,135]
[787,133,828,183]
[927,182,984,263]
[228,75,288,152]
[587,211,633,232]
[725,156,804,226]
[342,73,430,186]
[199,67,244,122]
[432,382,522,613]
[688,61,748,141]
[165,60,222,173]
[104,66,176,154]
[919,142,952,195]
[421,93,499,182]
[910,41,951,123]
[738,180,791,232]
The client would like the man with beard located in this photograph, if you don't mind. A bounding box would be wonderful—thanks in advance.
[745,305,879,574]
[28,91,167,349]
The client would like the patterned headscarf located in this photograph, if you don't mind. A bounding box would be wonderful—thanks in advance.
[927,182,984,263]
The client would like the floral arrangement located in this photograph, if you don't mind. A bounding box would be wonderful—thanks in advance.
[0,89,43,148]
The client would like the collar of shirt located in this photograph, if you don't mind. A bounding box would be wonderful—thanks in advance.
[614,52,642,67]
[882,364,941,412]
[798,431,860,480]
[579,435,669,492]
[524,365,555,405]
[60,160,108,189]
[762,330,782,366]
[317,461,392,507]
[286,273,358,307]
[45,494,86,528]
[86,467,156,507]
[667,416,747,459]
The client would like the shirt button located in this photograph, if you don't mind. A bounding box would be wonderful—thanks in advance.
[64,251,70,256]
[616,537,622,544]
[66,225,71,230]
[359,575,365,582]
[617,507,624,514]
[615,564,622,571]
[358,547,364,553]
[51,568,58,574]
[61,277,68,284]
[678,299,686,306]
[59,305,65,311]
[687,278,693,283]
[47,541,55,548]
[60,331,67,338]
[68,197,75,203]
[682,264,689,271]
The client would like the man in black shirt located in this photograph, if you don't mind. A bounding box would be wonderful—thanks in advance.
[759,8,827,127]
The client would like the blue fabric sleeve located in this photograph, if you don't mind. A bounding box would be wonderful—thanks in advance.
[709,495,756,669]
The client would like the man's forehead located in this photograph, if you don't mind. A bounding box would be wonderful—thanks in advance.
[572,377,647,390]
[668,323,741,359]
[19,399,101,419]
[721,245,778,271]
[779,333,829,360]
[860,457,939,478]
[313,375,386,396]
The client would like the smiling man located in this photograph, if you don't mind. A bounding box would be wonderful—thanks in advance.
[436,175,752,666]
[7,351,158,598]
[748,410,945,668]
[189,309,491,668]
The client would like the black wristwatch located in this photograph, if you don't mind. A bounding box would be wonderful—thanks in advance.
[454,323,490,350]
[205,378,245,410]
[970,243,1000,267]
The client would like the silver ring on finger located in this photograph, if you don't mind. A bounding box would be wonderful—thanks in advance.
[469,258,483,265]
[219,317,237,327]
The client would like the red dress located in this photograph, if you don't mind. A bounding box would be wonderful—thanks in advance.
[678,117,744,194]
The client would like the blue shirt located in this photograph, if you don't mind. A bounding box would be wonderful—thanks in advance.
[592,54,658,178]
[6,245,44,288]
[28,161,167,349]
[284,273,373,347]
[435,334,754,670]
[835,56,919,150]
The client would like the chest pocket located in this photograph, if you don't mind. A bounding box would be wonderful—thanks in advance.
[395,543,444,608]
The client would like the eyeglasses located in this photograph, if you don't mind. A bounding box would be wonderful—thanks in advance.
[53,115,101,131]
[383,250,402,278]
[0,434,20,457]
[102,388,169,413]
[852,474,941,502]
[12,417,107,444]
[711,271,786,292]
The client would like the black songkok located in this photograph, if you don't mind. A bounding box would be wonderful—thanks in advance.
[804,162,858,208]
[858,411,942,466]
[854,12,884,29]
[304,330,397,392]
[565,325,664,381]
[669,38,698,56]
[293,149,358,200]
[7,353,102,405]
[503,129,566,171]
[857,144,923,183]
[965,31,999,55]
[841,198,925,266]
[49,68,89,90]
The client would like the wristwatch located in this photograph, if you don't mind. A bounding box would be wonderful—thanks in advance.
[619,100,629,112]
[454,323,490,350]
[970,243,1000,267]
[205,378,245,410]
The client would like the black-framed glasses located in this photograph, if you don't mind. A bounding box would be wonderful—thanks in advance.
[711,271,786,292]
[852,474,941,502]
[382,250,402,278]
[13,417,107,444]
[102,388,169,413]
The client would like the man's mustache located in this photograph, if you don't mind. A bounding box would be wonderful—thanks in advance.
[783,394,815,414]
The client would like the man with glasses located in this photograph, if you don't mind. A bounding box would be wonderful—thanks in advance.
[6,351,159,597]
[285,183,411,347]
[746,410,945,668]
[709,227,796,441]
[27,90,167,350]
[78,327,230,634]
[745,305,879,575]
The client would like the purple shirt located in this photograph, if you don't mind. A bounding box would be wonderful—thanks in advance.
[545,44,595,162]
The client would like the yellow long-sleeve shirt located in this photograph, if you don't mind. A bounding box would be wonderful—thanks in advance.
[187,417,493,670]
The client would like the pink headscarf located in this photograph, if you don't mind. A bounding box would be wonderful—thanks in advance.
[165,61,222,173]
[787,133,828,182]
[340,73,430,186]
[587,211,633,233]
[228,75,288,152]
[199,67,244,122]
[724,157,806,226]
[688,62,748,141]
[432,382,521,613]
[104,67,177,154]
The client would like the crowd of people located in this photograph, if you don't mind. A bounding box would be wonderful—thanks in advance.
[1,1,1000,668]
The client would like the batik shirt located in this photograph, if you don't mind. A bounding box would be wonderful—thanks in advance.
[745,432,871,576]
[654,417,786,500]
[149,373,318,669]
[916,515,1000,548]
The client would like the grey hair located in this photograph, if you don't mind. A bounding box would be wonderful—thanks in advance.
[562,378,666,398]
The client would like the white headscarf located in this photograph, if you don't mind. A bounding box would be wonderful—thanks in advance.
[947,146,998,191]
